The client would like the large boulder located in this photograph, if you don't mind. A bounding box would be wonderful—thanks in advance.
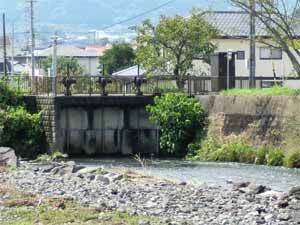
[0,147,17,167]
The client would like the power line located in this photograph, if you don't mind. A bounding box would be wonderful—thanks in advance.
[100,0,177,31]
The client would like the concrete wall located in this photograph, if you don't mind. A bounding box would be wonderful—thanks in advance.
[25,96,159,156]
[196,95,300,147]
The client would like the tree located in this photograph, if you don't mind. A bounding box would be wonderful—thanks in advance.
[231,0,300,76]
[40,57,84,76]
[99,43,135,75]
[135,10,217,89]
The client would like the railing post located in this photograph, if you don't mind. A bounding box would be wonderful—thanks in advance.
[17,76,20,93]
[35,76,38,95]
[188,75,192,96]
[54,76,57,96]
[89,76,92,96]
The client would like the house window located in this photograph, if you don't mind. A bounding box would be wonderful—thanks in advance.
[236,51,245,60]
[260,47,282,60]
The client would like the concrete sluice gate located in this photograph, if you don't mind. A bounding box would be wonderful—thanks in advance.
[58,106,159,156]
[24,96,160,156]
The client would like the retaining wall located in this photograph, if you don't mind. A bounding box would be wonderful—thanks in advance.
[197,95,300,147]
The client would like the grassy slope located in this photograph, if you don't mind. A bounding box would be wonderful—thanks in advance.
[221,86,300,96]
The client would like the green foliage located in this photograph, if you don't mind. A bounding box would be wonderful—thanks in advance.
[135,9,217,89]
[40,57,84,76]
[0,81,46,159]
[190,137,255,163]
[34,151,68,163]
[146,93,206,156]
[0,107,45,159]
[221,85,300,96]
[188,137,220,161]
[0,79,23,109]
[255,147,270,165]
[189,136,300,167]
[266,148,285,166]
[284,150,300,168]
[99,42,135,75]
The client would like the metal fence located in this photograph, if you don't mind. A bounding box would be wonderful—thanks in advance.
[0,75,299,96]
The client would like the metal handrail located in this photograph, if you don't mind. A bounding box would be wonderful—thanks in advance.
[1,75,299,96]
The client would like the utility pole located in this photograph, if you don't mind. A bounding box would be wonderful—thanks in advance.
[28,0,36,77]
[51,35,57,95]
[11,22,15,75]
[2,13,7,76]
[249,0,256,88]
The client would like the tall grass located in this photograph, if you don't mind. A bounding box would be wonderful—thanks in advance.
[221,85,300,96]
[189,136,300,168]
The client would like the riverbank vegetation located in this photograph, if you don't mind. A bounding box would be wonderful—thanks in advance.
[188,136,300,168]
[221,85,300,96]
[0,79,45,159]
[149,92,300,168]
[146,93,206,156]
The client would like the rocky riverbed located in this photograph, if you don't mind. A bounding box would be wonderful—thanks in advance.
[1,161,300,225]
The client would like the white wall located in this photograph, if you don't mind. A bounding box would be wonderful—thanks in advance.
[77,57,99,76]
[213,38,297,77]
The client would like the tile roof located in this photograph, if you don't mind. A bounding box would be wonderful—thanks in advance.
[35,45,99,57]
[85,44,112,56]
[203,11,268,37]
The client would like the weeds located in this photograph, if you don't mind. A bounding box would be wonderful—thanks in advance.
[221,85,300,96]
[133,153,148,169]
[189,136,300,168]
[34,150,68,163]
[284,150,300,168]
[0,184,159,225]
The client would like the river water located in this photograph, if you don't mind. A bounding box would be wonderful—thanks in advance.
[75,158,300,192]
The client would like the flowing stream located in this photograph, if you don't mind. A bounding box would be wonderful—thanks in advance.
[75,158,300,192]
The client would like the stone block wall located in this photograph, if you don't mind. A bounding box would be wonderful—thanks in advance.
[35,97,57,151]
[24,96,58,152]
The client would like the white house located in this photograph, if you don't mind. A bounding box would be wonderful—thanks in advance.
[200,11,300,80]
[35,45,100,76]
[15,45,101,76]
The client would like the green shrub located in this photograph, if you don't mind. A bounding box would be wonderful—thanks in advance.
[189,137,220,160]
[231,141,256,163]
[266,148,285,166]
[0,107,46,159]
[284,150,300,168]
[255,147,269,165]
[190,137,255,163]
[210,139,255,163]
[0,79,23,108]
[147,93,206,156]
[190,135,300,168]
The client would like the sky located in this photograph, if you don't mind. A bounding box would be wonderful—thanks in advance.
[0,0,233,47]
[0,0,233,29]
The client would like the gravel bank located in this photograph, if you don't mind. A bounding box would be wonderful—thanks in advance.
[1,161,300,225]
